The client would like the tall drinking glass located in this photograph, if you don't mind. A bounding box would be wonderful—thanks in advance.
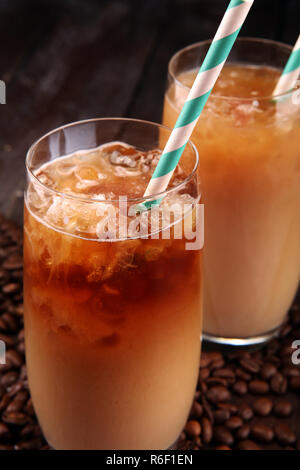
[163,38,300,347]
[24,118,203,449]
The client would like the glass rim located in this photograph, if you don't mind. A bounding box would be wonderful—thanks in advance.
[25,117,199,204]
[168,37,297,102]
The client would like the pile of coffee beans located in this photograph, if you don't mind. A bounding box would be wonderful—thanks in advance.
[0,215,49,450]
[178,308,300,450]
[0,213,299,450]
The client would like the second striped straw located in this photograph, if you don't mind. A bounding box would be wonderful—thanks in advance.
[142,0,254,207]
[273,34,300,97]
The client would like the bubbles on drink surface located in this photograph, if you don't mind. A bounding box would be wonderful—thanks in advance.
[173,64,300,126]
[26,141,198,242]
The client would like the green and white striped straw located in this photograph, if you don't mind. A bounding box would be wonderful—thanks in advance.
[273,34,300,97]
[142,0,254,207]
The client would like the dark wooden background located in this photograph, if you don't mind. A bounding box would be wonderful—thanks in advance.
[0,0,299,223]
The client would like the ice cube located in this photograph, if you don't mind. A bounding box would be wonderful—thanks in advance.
[113,165,142,177]
[36,172,54,187]
[55,161,77,176]
[75,165,99,181]
[109,151,138,168]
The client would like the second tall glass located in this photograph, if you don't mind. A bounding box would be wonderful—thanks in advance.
[163,38,300,347]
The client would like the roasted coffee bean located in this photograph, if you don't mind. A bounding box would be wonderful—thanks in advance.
[14,305,24,316]
[281,366,300,377]
[238,404,253,421]
[0,371,18,387]
[271,373,288,395]
[199,368,210,380]
[251,424,274,443]
[225,416,243,430]
[233,352,251,360]
[6,391,28,413]
[252,397,273,416]
[20,364,27,381]
[179,440,195,450]
[0,444,14,450]
[24,398,35,417]
[20,423,38,439]
[201,417,213,444]
[274,423,296,445]
[218,403,238,414]
[0,361,13,373]
[5,349,23,368]
[214,426,234,446]
[235,424,250,441]
[15,438,41,450]
[235,367,252,382]
[201,395,214,423]
[213,368,235,381]
[7,381,24,397]
[185,420,201,437]
[207,352,223,363]
[0,333,15,347]
[0,317,8,331]
[279,323,292,337]
[249,380,269,395]
[17,341,25,354]
[289,376,300,391]
[1,313,18,332]
[237,440,261,450]
[2,255,22,270]
[206,377,227,387]
[199,380,207,394]
[193,436,202,448]
[266,339,280,356]
[260,363,277,380]
[199,354,211,369]
[232,380,247,396]
[210,359,225,371]
[206,386,231,404]
[0,394,11,412]
[0,422,11,439]
[2,411,29,426]
[213,409,230,424]
[239,357,260,374]
[18,329,25,341]
[2,283,20,295]
[41,444,51,451]
[273,400,292,417]
[189,401,203,419]
[215,445,231,450]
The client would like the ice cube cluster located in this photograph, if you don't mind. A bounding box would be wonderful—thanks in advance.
[26,142,198,241]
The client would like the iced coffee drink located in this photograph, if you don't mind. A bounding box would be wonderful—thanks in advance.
[23,119,203,449]
[163,39,300,345]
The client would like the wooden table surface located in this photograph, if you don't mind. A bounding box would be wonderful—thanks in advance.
[0,0,299,223]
